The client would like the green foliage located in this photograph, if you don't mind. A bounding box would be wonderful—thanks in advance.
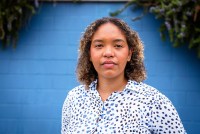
[0,0,38,49]
[110,0,200,58]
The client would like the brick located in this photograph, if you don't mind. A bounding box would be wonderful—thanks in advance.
[184,122,200,134]
[145,61,173,76]
[30,16,54,30]
[0,119,22,134]
[0,74,53,89]
[0,49,12,60]
[178,107,200,122]
[7,45,78,60]
[52,75,79,89]
[7,59,76,75]
[0,90,22,104]
[163,92,187,107]
[145,76,172,91]
[18,30,41,45]
[0,60,9,74]
[0,2,200,134]
[144,45,172,61]
[172,77,200,91]
[186,92,200,106]
[141,13,162,31]
[0,104,22,119]
[20,119,59,134]
[140,31,164,46]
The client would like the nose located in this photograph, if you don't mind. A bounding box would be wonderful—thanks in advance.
[103,46,114,58]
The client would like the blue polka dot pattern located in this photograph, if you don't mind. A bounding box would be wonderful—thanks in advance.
[61,80,186,134]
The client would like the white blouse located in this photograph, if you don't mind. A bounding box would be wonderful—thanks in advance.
[61,80,186,134]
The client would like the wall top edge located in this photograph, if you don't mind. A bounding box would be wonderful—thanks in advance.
[39,0,129,2]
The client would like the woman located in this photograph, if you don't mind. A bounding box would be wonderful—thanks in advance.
[61,17,186,134]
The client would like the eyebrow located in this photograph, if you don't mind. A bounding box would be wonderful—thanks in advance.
[113,39,125,43]
[92,39,126,43]
[92,39,103,43]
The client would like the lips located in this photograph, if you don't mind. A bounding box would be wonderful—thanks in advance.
[101,61,116,68]
[102,60,116,65]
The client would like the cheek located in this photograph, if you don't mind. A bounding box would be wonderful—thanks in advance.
[121,51,130,59]
[90,55,99,66]
[90,49,100,62]
[90,52,95,62]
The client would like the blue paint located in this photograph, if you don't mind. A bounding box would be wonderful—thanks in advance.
[0,2,200,134]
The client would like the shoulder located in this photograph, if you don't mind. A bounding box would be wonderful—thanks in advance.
[133,82,186,133]
[66,85,86,100]
[62,85,86,106]
[128,80,172,104]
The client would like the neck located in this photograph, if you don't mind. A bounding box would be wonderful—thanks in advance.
[97,76,127,101]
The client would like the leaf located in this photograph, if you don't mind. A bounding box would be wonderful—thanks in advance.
[169,29,174,42]
[110,0,137,16]
[15,6,22,14]
[0,18,5,39]
[195,27,200,32]
[198,47,200,58]
[0,0,38,49]
[173,39,180,47]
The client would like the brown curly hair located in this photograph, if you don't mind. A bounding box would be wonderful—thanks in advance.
[76,17,146,87]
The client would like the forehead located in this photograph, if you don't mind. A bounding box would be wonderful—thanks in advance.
[92,23,125,39]
[96,22,122,32]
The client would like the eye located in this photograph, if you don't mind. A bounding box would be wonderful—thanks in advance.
[95,44,103,48]
[115,44,123,48]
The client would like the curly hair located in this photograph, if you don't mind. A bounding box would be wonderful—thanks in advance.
[76,17,146,87]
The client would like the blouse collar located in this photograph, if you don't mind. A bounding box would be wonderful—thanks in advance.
[88,79,140,93]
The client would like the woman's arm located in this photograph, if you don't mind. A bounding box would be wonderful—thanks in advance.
[149,93,187,134]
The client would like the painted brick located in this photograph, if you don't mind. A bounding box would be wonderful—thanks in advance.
[19,119,59,134]
[96,2,126,17]
[6,45,77,60]
[145,76,172,91]
[172,77,200,91]
[145,61,173,76]
[0,119,22,134]
[0,90,22,104]
[178,107,200,122]
[0,89,66,106]
[124,17,143,31]
[21,104,60,119]
[7,60,76,75]
[0,104,23,119]
[163,92,187,107]
[0,2,200,134]
[172,45,197,61]
[18,30,41,45]
[0,49,12,60]
[144,45,172,61]
[52,75,78,89]
[0,74,53,89]
[184,122,200,134]
[39,30,75,46]
[30,16,54,30]
[186,92,200,106]
[141,13,163,31]
[0,60,9,74]
[140,31,166,46]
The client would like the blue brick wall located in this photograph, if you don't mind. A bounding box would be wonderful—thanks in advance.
[0,2,200,134]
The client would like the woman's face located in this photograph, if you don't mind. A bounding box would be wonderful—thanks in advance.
[90,23,132,80]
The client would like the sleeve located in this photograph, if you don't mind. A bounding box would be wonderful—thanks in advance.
[149,93,187,134]
[61,91,73,134]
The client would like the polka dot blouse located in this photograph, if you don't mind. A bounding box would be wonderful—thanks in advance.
[61,80,186,134]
